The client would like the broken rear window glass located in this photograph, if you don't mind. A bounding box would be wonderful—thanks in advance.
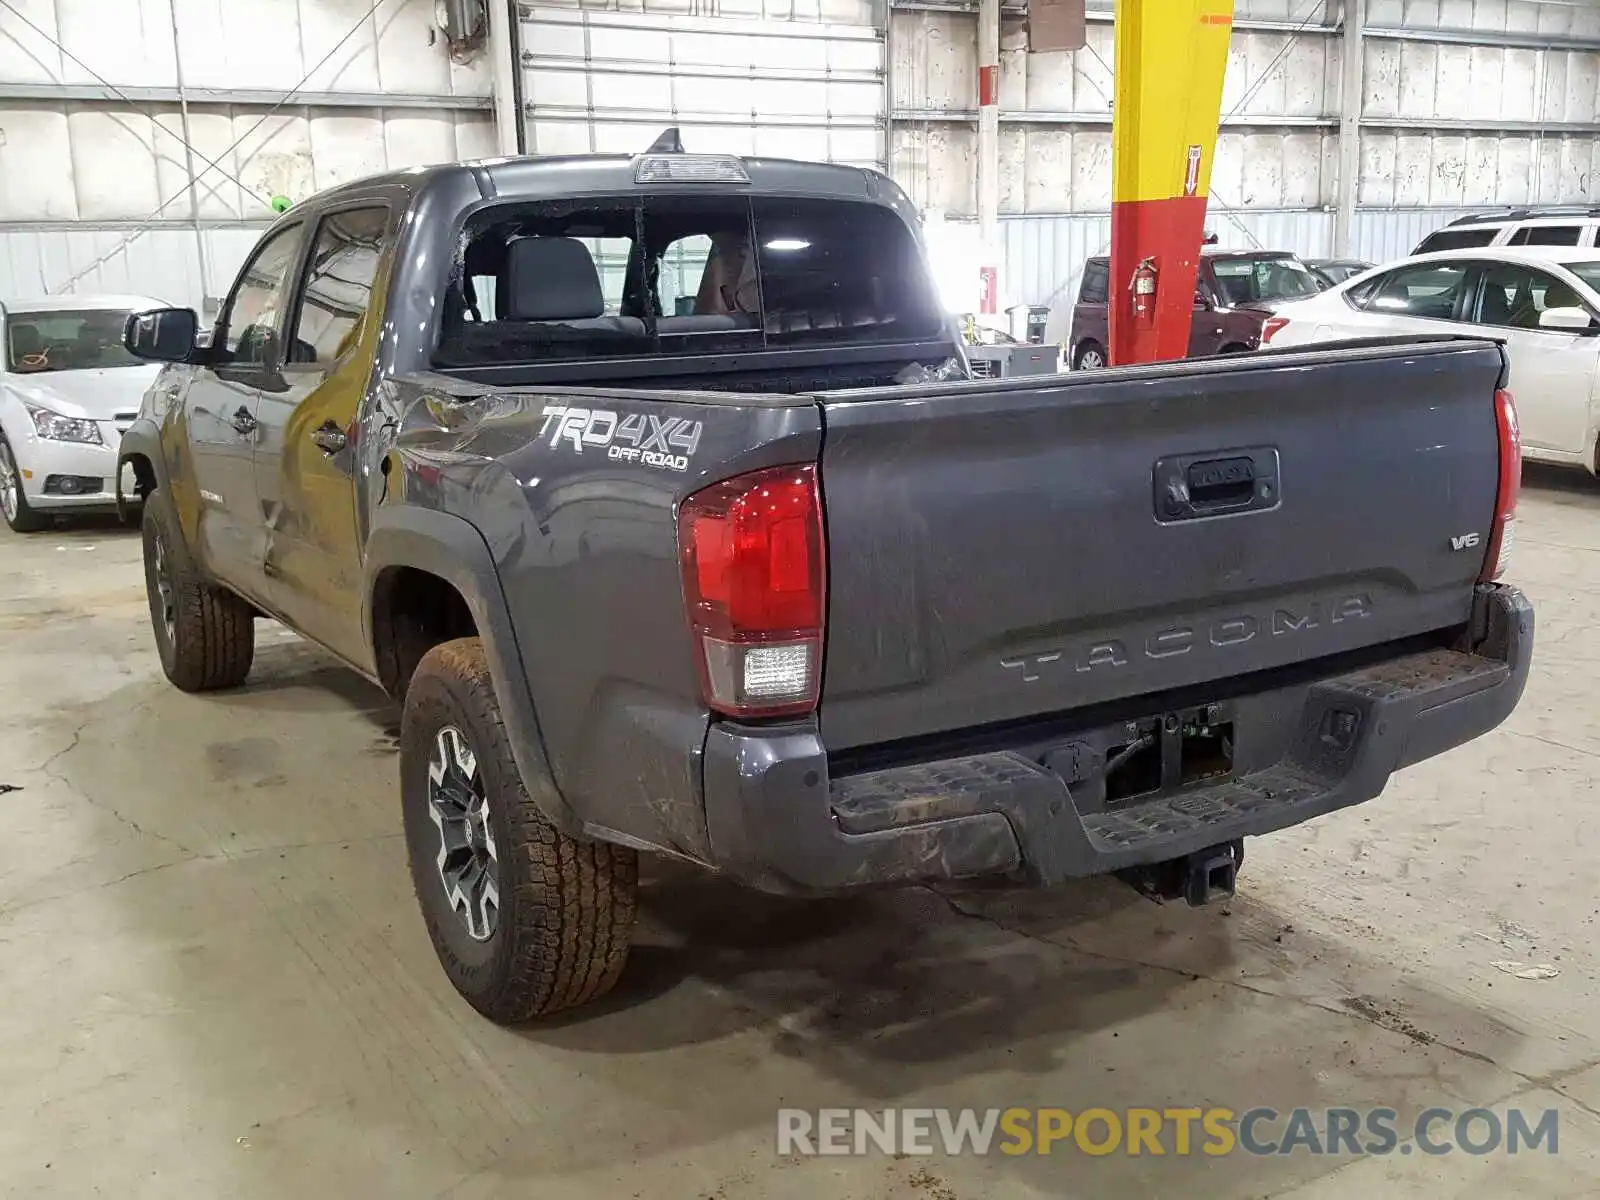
[434,195,944,367]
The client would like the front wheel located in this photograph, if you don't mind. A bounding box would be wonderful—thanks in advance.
[142,497,255,691]
[401,637,638,1023]
[0,434,48,533]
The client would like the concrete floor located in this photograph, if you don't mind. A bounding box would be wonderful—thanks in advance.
[2,472,1599,1199]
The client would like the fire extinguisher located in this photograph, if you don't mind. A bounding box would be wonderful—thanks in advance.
[1130,256,1159,329]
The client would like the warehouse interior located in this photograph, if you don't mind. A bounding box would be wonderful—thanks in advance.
[3,0,1600,1196]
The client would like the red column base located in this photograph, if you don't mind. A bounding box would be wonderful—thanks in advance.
[1108,194,1209,367]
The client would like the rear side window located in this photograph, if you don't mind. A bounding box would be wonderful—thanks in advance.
[1414,228,1497,253]
[1508,224,1582,246]
[1079,259,1109,304]
[1356,262,1470,320]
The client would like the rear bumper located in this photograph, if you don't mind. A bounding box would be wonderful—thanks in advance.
[702,583,1533,895]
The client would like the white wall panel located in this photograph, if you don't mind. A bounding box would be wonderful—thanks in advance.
[521,6,885,168]
[0,226,267,308]
[0,106,495,221]
[892,4,1600,219]
[1368,0,1600,38]
[0,0,494,225]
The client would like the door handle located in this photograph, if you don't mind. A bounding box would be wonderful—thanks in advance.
[310,421,348,454]
[231,406,258,435]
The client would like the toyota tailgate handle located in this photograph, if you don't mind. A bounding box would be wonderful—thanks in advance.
[1154,447,1280,523]
[1186,457,1256,509]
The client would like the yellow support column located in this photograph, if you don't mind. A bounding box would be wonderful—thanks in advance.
[1108,0,1235,365]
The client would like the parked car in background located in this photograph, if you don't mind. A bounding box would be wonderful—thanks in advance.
[1262,245,1600,473]
[1306,259,1374,289]
[1413,207,1600,254]
[1070,248,1324,369]
[0,295,167,532]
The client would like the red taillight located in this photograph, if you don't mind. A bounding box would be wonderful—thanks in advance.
[678,464,826,718]
[1260,316,1289,344]
[1480,387,1521,582]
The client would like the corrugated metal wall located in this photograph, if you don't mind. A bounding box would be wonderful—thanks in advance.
[892,0,1600,219]
[0,0,494,307]
[0,226,269,310]
[1001,205,1498,330]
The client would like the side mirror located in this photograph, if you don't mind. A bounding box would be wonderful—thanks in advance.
[124,308,199,362]
[1193,291,1212,310]
[1538,305,1597,333]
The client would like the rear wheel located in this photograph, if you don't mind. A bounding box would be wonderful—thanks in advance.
[402,637,638,1023]
[0,435,48,533]
[1074,341,1107,371]
[142,496,255,691]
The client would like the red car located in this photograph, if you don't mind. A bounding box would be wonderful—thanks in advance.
[1069,248,1325,369]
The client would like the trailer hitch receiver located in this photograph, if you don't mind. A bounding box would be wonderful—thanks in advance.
[1118,839,1243,907]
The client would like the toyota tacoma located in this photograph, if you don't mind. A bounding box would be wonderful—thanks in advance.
[116,137,1533,1023]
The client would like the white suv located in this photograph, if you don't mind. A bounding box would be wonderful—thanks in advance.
[1414,208,1600,254]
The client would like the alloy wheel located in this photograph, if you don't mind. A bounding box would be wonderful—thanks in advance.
[0,442,17,523]
[151,530,178,647]
[427,725,500,941]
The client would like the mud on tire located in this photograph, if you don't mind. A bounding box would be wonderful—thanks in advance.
[142,495,255,692]
[401,637,638,1023]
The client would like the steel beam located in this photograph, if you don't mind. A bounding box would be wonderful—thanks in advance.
[490,0,526,154]
[0,83,492,110]
[1334,0,1363,256]
[977,0,1001,315]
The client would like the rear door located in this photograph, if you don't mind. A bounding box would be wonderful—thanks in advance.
[1188,265,1225,356]
[815,340,1506,750]
[253,203,391,667]
[1071,259,1109,366]
[1463,258,1600,455]
[184,221,306,597]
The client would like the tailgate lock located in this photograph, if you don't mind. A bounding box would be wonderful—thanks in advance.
[1154,447,1280,522]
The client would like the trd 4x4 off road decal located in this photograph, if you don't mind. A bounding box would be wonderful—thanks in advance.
[537,405,703,473]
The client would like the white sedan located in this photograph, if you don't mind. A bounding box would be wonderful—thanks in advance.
[0,295,167,532]
[1262,246,1600,473]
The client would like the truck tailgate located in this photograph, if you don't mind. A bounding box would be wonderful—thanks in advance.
[815,338,1506,751]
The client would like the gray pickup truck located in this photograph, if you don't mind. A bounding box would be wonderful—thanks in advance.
[116,137,1533,1024]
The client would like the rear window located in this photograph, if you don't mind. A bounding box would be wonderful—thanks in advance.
[436,195,944,367]
[1208,256,1322,305]
[1079,259,1109,305]
[1414,228,1497,253]
[1508,224,1583,246]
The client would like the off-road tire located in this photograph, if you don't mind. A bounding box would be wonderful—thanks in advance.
[401,637,638,1023]
[0,434,48,533]
[142,495,255,691]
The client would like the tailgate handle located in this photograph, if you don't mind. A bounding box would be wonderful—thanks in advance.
[1154,447,1280,523]
[1186,457,1256,509]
